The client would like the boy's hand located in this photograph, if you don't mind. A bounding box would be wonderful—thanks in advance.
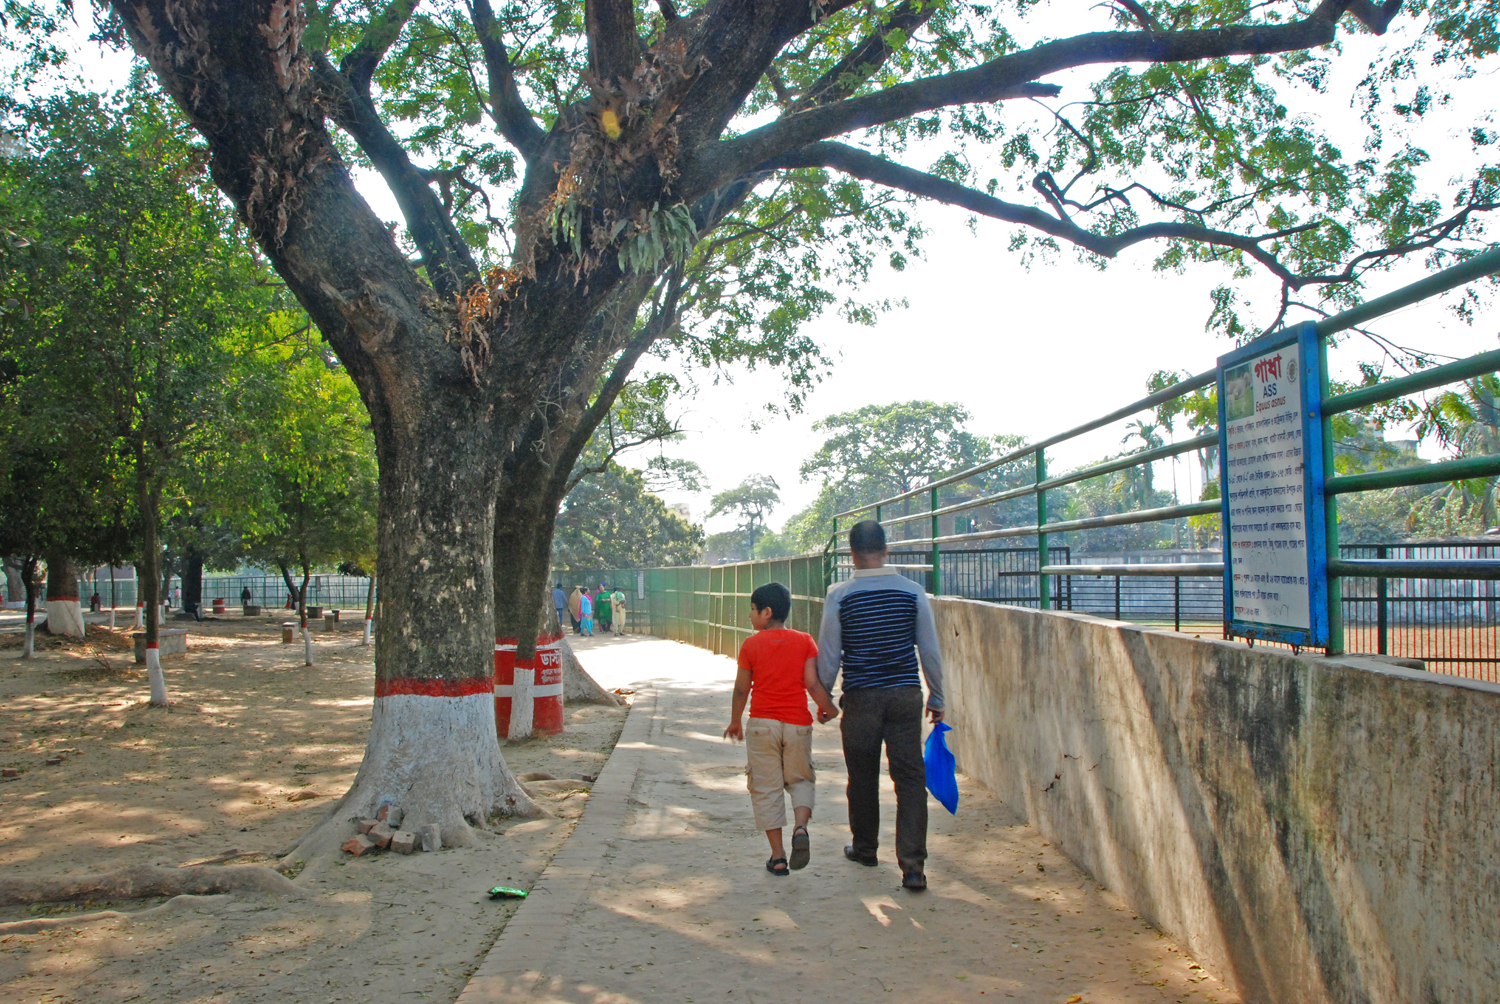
[926,706,944,723]
[723,720,744,741]
[816,703,839,724]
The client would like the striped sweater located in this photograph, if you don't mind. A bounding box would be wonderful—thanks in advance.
[816,567,945,709]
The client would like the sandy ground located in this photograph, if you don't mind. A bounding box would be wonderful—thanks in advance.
[463,636,1242,1004]
[0,614,630,1004]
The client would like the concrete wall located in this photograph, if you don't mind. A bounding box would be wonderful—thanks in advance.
[932,597,1500,1004]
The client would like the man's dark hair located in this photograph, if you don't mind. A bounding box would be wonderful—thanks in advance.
[849,519,887,554]
[750,581,792,622]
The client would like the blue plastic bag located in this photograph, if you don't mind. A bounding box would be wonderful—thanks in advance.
[924,720,959,815]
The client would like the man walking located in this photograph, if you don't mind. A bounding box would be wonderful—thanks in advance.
[552,583,567,632]
[817,519,944,891]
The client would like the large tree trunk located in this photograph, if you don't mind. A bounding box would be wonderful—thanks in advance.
[42,551,85,638]
[182,547,204,619]
[3,558,23,606]
[287,419,540,863]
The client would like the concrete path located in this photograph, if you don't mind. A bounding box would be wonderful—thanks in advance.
[460,635,1238,1004]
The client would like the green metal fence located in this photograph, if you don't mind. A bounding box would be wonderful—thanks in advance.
[643,555,829,662]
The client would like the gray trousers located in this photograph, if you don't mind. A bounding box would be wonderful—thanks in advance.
[839,685,927,870]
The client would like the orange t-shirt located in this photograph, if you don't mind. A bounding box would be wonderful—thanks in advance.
[738,628,819,726]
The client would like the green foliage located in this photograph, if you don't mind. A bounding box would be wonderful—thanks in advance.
[551,463,702,570]
[707,475,782,559]
[0,85,376,589]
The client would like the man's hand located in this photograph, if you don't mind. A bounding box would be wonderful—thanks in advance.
[926,706,944,723]
[816,703,839,724]
[723,720,744,741]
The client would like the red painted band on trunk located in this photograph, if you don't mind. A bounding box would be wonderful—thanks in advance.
[374,676,493,698]
[146,642,159,649]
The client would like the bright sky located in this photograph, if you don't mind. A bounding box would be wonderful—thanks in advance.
[40,8,1500,539]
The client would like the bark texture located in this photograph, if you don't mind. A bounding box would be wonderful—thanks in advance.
[42,550,85,638]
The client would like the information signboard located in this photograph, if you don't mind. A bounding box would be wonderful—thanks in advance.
[1216,321,1329,648]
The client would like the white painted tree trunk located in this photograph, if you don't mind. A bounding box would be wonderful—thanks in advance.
[146,645,167,706]
[134,603,144,628]
[22,618,34,658]
[109,607,116,630]
[283,689,541,867]
[362,618,372,646]
[43,599,86,638]
[302,627,313,666]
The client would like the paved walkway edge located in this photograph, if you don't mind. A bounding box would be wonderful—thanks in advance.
[456,686,656,1004]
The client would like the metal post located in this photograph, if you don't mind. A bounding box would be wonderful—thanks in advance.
[1036,449,1049,611]
[930,486,940,595]
[1175,576,1181,632]
[1320,333,1344,654]
[1115,575,1122,621]
[1377,543,1388,655]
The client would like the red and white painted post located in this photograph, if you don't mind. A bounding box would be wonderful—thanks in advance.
[494,631,565,740]
[134,601,144,629]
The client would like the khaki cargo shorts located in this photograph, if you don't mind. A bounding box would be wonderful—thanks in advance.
[745,717,815,831]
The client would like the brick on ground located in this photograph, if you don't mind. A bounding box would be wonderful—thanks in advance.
[341,834,379,856]
[390,830,417,854]
[368,822,395,848]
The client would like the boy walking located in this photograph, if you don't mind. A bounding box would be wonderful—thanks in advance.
[724,582,839,875]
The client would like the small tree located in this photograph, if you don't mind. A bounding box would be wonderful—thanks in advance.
[243,343,378,664]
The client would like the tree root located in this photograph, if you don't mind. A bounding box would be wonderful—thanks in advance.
[0,894,234,935]
[0,865,302,907]
[560,637,625,705]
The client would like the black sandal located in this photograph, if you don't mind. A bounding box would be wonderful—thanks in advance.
[766,856,789,876]
[789,827,810,870]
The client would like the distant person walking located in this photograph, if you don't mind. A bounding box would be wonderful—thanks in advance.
[552,583,567,631]
[611,586,628,635]
[568,586,584,634]
[579,588,594,637]
[817,519,945,892]
[596,584,613,634]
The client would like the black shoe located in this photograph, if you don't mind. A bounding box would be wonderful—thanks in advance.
[843,843,878,867]
[901,869,927,891]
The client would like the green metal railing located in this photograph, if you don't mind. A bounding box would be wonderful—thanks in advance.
[829,246,1500,653]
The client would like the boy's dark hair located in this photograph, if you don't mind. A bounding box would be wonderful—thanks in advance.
[849,519,887,554]
[750,581,792,622]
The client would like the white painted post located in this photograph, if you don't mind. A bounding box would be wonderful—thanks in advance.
[146,644,167,706]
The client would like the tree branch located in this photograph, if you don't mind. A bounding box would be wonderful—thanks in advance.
[312,52,479,300]
[684,0,1359,196]
[789,0,941,111]
[769,141,1305,277]
[468,0,545,158]
[655,0,680,22]
[341,0,421,94]
[586,0,640,87]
